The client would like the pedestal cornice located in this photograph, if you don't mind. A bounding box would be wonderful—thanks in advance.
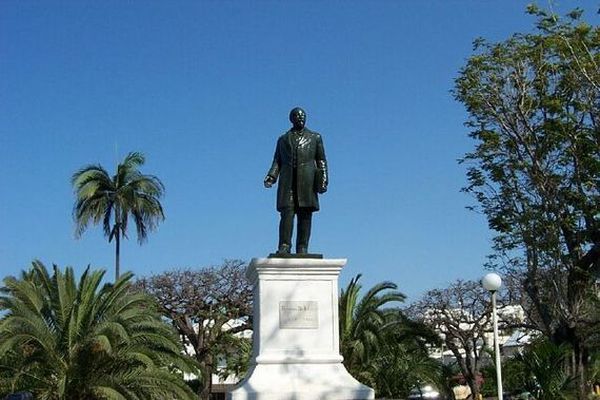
[247,257,347,283]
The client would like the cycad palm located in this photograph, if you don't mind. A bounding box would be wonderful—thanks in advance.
[0,261,195,400]
[513,339,574,400]
[72,152,164,279]
[339,274,406,378]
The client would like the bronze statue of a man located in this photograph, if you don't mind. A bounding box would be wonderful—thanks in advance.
[264,107,328,254]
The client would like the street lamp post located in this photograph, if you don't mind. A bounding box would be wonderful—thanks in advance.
[437,332,446,365]
[483,273,503,400]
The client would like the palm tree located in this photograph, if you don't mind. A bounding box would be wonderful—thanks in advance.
[338,275,446,398]
[338,274,406,380]
[512,339,575,400]
[72,152,164,279]
[0,261,196,400]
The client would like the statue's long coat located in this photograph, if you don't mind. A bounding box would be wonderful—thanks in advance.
[267,128,328,212]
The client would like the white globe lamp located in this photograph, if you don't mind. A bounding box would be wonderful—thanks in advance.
[482,272,502,292]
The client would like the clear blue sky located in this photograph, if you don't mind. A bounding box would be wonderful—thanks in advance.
[1,1,598,301]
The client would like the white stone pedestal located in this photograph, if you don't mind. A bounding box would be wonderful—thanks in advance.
[227,257,374,400]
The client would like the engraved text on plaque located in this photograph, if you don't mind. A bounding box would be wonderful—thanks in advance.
[279,301,319,329]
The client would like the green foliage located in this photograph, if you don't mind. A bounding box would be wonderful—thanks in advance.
[512,339,575,400]
[371,325,444,399]
[217,336,252,382]
[0,261,195,400]
[339,274,406,375]
[72,152,165,279]
[479,365,494,397]
[455,6,599,396]
[487,339,578,399]
[339,275,443,398]
[497,356,531,396]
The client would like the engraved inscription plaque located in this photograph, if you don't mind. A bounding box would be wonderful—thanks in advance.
[279,301,319,329]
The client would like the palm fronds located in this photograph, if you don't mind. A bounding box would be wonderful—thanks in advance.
[72,152,165,279]
[0,261,195,400]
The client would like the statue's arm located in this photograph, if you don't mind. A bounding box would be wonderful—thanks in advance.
[315,134,328,193]
[264,142,280,188]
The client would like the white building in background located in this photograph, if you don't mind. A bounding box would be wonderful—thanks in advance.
[502,329,535,358]
[426,304,534,365]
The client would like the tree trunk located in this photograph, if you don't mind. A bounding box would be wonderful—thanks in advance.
[447,342,480,400]
[557,327,591,400]
[198,359,213,400]
[574,344,588,400]
[115,224,120,280]
[200,378,211,400]
[466,375,480,400]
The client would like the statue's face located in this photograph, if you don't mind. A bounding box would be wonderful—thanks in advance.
[290,108,306,130]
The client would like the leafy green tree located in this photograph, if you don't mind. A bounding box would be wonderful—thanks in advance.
[0,261,195,400]
[72,152,165,279]
[217,336,252,383]
[135,260,252,400]
[370,321,443,399]
[339,274,406,382]
[454,6,599,397]
[486,356,525,397]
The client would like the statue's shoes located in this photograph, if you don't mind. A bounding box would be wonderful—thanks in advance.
[277,244,291,254]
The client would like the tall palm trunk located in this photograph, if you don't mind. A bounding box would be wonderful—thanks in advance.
[115,225,120,280]
[114,206,121,280]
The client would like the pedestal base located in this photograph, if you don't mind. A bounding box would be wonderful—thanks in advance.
[227,257,374,400]
[229,363,373,400]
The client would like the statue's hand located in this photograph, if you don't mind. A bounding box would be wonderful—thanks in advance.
[318,186,327,194]
[264,176,275,188]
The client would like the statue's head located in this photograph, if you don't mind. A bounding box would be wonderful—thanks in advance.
[289,107,306,130]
